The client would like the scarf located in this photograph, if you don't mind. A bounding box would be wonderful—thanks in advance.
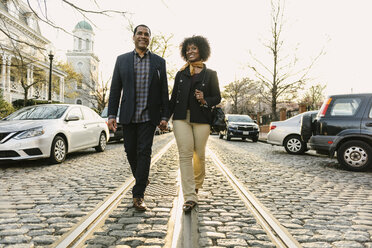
[180,61,204,76]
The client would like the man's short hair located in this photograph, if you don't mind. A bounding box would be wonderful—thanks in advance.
[133,24,151,36]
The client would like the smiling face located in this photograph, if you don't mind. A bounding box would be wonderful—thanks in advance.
[186,44,201,62]
[133,26,150,51]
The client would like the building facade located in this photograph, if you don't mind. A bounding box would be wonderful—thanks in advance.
[0,0,66,104]
[65,21,99,107]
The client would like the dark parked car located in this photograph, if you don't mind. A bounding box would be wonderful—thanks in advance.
[301,93,372,171]
[101,107,123,142]
[219,114,259,142]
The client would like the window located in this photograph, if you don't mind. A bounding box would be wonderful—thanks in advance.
[78,38,82,50]
[369,106,372,118]
[28,17,36,30]
[68,107,83,120]
[81,107,96,120]
[86,39,90,50]
[330,98,361,116]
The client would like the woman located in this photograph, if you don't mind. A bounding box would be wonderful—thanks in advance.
[169,35,221,212]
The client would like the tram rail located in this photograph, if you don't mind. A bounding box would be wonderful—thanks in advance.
[53,140,175,248]
[53,139,301,248]
[207,147,301,248]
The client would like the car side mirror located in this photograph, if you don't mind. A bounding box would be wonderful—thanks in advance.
[254,120,257,124]
[66,115,80,121]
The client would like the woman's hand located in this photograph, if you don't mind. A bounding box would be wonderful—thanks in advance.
[195,89,206,105]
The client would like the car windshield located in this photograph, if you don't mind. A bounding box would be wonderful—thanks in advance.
[228,115,254,123]
[101,107,108,118]
[101,106,120,118]
[3,105,68,120]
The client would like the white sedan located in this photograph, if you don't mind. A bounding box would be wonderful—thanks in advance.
[0,104,109,164]
[267,111,318,155]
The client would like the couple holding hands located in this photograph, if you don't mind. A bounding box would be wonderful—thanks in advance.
[107,24,221,212]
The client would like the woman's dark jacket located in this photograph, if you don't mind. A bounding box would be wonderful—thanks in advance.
[169,66,221,124]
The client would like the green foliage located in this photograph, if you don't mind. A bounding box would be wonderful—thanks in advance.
[56,61,83,99]
[0,91,15,118]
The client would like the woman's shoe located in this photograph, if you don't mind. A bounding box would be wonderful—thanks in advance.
[195,189,199,194]
[183,201,197,212]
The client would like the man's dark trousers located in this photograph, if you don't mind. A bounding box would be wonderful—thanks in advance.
[122,121,156,198]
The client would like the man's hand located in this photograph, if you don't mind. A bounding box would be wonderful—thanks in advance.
[159,120,168,131]
[108,118,117,132]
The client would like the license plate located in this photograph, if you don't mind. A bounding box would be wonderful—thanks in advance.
[110,133,115,137]
[243,131,249,135]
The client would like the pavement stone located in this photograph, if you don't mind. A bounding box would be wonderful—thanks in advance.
[197,156,275,247]
[84,143,178,247]
[2,133,371,247]
[0,134,173,247]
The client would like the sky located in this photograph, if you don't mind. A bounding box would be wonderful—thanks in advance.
[38,0,372,97]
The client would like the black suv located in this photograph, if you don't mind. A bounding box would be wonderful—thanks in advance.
[301,93,372,171]
[219,114,259,142]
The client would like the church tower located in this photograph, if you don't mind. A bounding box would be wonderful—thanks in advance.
[65,20,99,107]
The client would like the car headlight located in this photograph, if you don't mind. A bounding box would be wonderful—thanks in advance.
[229,124,238,129]
[14,126,45,139]
[253,125,259,130]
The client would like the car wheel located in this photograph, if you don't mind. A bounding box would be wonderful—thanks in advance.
[227,134,231,141]
[252,136,258,142]
[95,132,107,152]
[219,132,223,139]
[50,136,67,164]
[300,113,313,143]
[284,135,306,155]
[337,140,372,171]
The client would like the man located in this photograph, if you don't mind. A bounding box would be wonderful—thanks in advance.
[107,24,169,211]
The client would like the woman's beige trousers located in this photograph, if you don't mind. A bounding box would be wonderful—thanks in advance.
[173,111,210,203]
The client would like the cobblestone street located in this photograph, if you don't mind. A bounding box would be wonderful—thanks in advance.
[208,135,372,248]
[0,133,371,247]
[0,134,173,247]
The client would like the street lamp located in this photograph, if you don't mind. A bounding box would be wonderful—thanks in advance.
[47,45,55,103]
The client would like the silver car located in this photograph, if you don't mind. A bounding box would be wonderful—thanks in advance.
[0,104,109,164]
[267,111,318,155]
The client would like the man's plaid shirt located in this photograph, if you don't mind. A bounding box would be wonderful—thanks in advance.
[132,49,151,123]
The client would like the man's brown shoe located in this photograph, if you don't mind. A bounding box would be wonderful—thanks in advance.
[133,197,147,211]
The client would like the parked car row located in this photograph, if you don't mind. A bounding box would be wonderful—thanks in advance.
[4,93,371,172]
[267,93,372,172]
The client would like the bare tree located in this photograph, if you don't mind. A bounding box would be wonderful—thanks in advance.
[248,0,323,121]
[4,38,47,106]
[301,83,326,110]
[80,74,110,113]
[222,77,257,114]
[0,0,126,51]
[0,0,127,107]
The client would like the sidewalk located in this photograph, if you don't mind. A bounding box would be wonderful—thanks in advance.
[258,132,267,143]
